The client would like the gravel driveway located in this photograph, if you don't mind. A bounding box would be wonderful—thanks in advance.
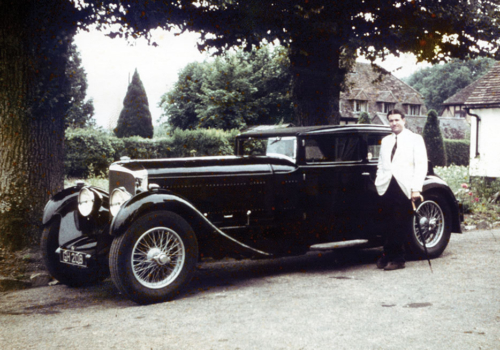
[0,229,499,350]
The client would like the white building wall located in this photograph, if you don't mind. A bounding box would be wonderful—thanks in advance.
[469,108,500,177]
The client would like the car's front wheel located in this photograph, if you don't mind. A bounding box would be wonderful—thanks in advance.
[109,211,198,305]
[406,193,452,260]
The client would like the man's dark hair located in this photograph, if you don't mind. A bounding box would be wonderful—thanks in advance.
[387,109,406,119]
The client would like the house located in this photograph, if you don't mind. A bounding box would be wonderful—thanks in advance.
[437,80,480,139]
[461,62,500,178]
[340,63,428,132]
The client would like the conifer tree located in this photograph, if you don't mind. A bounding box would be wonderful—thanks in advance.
[115,69,154,138]
[357,112,371,124]
[422,109,447,167]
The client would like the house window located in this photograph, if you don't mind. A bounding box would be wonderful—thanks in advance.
[408,105,421,115]
[353,100,367,112]
[380,102,395,113]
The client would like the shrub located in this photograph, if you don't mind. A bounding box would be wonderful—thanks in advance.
[422,109,447,167]
[115,69,154,138]
[65,128,115,178]
[65,128,240,177]
[444,139,469,166]
[357,111,371,124]
[168,128,239,157]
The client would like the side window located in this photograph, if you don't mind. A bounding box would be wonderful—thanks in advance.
[334,136,360,161]
[305,139,326,162]
[305,135,361,163]
[367,135,383,161]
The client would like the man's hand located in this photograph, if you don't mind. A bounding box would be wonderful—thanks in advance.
[411,191,424,202]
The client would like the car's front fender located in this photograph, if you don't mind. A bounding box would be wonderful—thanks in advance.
[43,186,110,228]
[423,176,462,233]
[42,186,81,225]
[110,190,272,257]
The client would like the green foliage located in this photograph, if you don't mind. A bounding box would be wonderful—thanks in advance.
[444,139,469,166]
[111,0,500,126]
[64,128,239,177]
[168,129,239,157]
[160,45,293,130]
[423,109,447,167]
[115,69,154,138]
[65,128,115,178]
[357,112,371,124]
[405,58,495,112]
[65,41,96,129]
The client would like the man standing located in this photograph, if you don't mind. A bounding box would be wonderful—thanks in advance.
[375,109,428,270]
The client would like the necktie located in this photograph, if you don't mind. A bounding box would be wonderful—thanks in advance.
[391,136,397,161]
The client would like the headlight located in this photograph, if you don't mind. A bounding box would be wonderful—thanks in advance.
[110,187,132,217]
[78,187,96,217]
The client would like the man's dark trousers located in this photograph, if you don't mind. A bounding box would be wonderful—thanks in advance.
[380,177,413,262]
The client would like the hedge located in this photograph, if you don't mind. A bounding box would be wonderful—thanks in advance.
[444,139,470,166]
[65,128,116,178]
[65,128,240,178]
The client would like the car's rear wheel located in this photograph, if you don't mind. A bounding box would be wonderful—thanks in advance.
[406,193,452,260]
[41,217,109,287]
[109,211,198,305]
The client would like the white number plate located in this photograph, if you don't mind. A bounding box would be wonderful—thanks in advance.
[60,249,87,267]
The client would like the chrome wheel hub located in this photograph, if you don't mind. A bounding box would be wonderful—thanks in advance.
[147,248,171,266]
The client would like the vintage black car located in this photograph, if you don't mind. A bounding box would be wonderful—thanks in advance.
[41,124,461,304]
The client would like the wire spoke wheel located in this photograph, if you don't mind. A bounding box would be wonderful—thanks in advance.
[132,227,186,289]
[110,211,198,304]
[413,200,444,249]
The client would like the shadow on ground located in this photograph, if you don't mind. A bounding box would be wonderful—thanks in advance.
[0,246,387,314]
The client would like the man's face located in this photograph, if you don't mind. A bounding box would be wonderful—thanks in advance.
[388,114,405,135]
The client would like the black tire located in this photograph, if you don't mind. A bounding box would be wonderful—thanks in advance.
[109,211,198,305]
[41,217,109,287]
[406,193,452,260]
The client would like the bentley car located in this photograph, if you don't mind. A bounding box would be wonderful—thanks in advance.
[41,125,462,304]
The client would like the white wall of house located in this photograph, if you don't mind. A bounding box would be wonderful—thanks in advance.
[469,107,500,177]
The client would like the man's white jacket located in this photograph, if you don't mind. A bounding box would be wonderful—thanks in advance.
[375,128,428,199]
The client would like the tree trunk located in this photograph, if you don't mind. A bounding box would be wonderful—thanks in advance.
[290,31,345,126]
[0,1,74,250]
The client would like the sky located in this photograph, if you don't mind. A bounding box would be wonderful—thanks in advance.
[74,29,431,130]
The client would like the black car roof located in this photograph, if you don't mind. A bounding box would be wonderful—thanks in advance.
[237,124,391,138]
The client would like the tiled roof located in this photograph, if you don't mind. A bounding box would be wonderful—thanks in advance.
[402,93,424,104]
[346,89,369,100]
[443,78,481,105]
[465,62,500,107]
[376,91,398,103]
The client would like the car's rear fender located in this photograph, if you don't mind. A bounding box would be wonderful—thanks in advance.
[422,178,462,233]
[109,190,272,258]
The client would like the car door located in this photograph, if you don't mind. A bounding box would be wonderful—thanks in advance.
[300,132,375,240]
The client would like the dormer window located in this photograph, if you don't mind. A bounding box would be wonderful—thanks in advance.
[380,102,395,113]
[353,100,367,112]
[407,105,421,116]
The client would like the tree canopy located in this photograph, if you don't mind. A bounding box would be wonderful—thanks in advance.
[405,57,496,112]
[160,45,293,130]
[65,41,96,129]
[103,0,500,125]
[115,69,154,138]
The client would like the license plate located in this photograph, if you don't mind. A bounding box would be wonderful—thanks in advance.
[60,249,87,267]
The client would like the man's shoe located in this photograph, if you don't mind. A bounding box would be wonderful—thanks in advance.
[384,261,405,271]
[376,255,390,269]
